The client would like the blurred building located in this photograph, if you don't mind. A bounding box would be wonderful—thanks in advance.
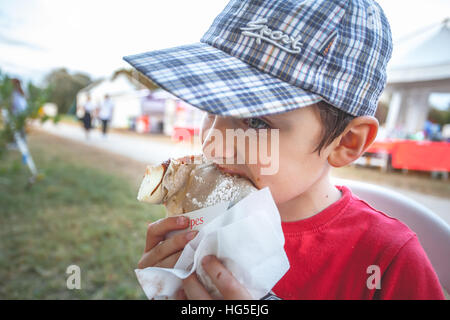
[77,73,148,128]
[76,72,205,137]
[384,18,450,138]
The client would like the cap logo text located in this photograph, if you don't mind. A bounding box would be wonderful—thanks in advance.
[240,18,302,54]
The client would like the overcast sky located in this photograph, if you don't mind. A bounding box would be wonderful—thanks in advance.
[1,0,449,93]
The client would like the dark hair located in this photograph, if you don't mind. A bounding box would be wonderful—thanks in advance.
[313,100,355,155]
[12,78,25,96]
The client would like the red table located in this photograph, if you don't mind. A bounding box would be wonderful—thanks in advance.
[366,140,450,172]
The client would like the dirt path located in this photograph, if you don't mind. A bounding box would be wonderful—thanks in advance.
[38,121,202,165]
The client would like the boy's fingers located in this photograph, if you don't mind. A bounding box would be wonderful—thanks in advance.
[138,231,197,269]
[182,273,212,300]
[137,250,153,269]
[202,255,253,300]
[154,251,182,269]
[145,216,189,252]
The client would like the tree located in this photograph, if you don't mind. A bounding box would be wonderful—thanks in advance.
[45,68,92,114]
[112,68,160,91]
[427,105,450,127]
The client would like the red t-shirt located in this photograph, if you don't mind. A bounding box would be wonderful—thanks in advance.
[273,185,445,300]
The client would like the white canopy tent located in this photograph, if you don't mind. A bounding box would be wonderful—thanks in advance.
[77,74,149,128]
[384,19,450,137]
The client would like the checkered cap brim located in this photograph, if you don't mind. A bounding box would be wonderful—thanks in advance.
[124,0,392,118]
[124,43,321,118]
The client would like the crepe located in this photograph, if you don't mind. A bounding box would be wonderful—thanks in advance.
[137,155,257,216]
[135,156,289,300]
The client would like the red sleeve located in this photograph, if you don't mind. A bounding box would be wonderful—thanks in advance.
[375,235,445,300]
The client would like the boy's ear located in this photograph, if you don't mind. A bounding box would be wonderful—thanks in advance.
[328,116,379,168]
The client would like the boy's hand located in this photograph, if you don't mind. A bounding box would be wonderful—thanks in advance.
[178,255,253,300]
[137,216,197,269]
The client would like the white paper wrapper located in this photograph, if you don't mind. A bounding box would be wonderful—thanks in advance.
[135,187,290,300]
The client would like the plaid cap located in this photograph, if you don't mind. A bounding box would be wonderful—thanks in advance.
[124,0,392,118]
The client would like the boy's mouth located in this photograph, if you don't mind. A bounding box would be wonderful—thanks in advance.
[215,164,245,177]
[215,164,257,188]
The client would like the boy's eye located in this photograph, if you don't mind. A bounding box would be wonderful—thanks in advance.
[244,117,271,129]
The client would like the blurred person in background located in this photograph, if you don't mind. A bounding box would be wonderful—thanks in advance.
[424,120,443,141]
[11,78,28,116]
[10,78,28,142]
[81,94,95,140]
[97,94,114,137]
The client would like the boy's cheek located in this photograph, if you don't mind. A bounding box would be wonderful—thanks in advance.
[255,162,318,204]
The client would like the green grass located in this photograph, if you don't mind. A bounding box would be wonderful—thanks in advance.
[0,140,165,299]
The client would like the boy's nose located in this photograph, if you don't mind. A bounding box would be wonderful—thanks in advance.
[202,116,236,163]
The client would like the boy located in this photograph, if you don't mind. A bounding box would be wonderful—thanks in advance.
[127,0,445,299]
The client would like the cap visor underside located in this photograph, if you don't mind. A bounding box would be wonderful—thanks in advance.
[124,42,321,118]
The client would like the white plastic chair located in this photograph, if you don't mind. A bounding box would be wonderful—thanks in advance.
[332,177,450,293]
